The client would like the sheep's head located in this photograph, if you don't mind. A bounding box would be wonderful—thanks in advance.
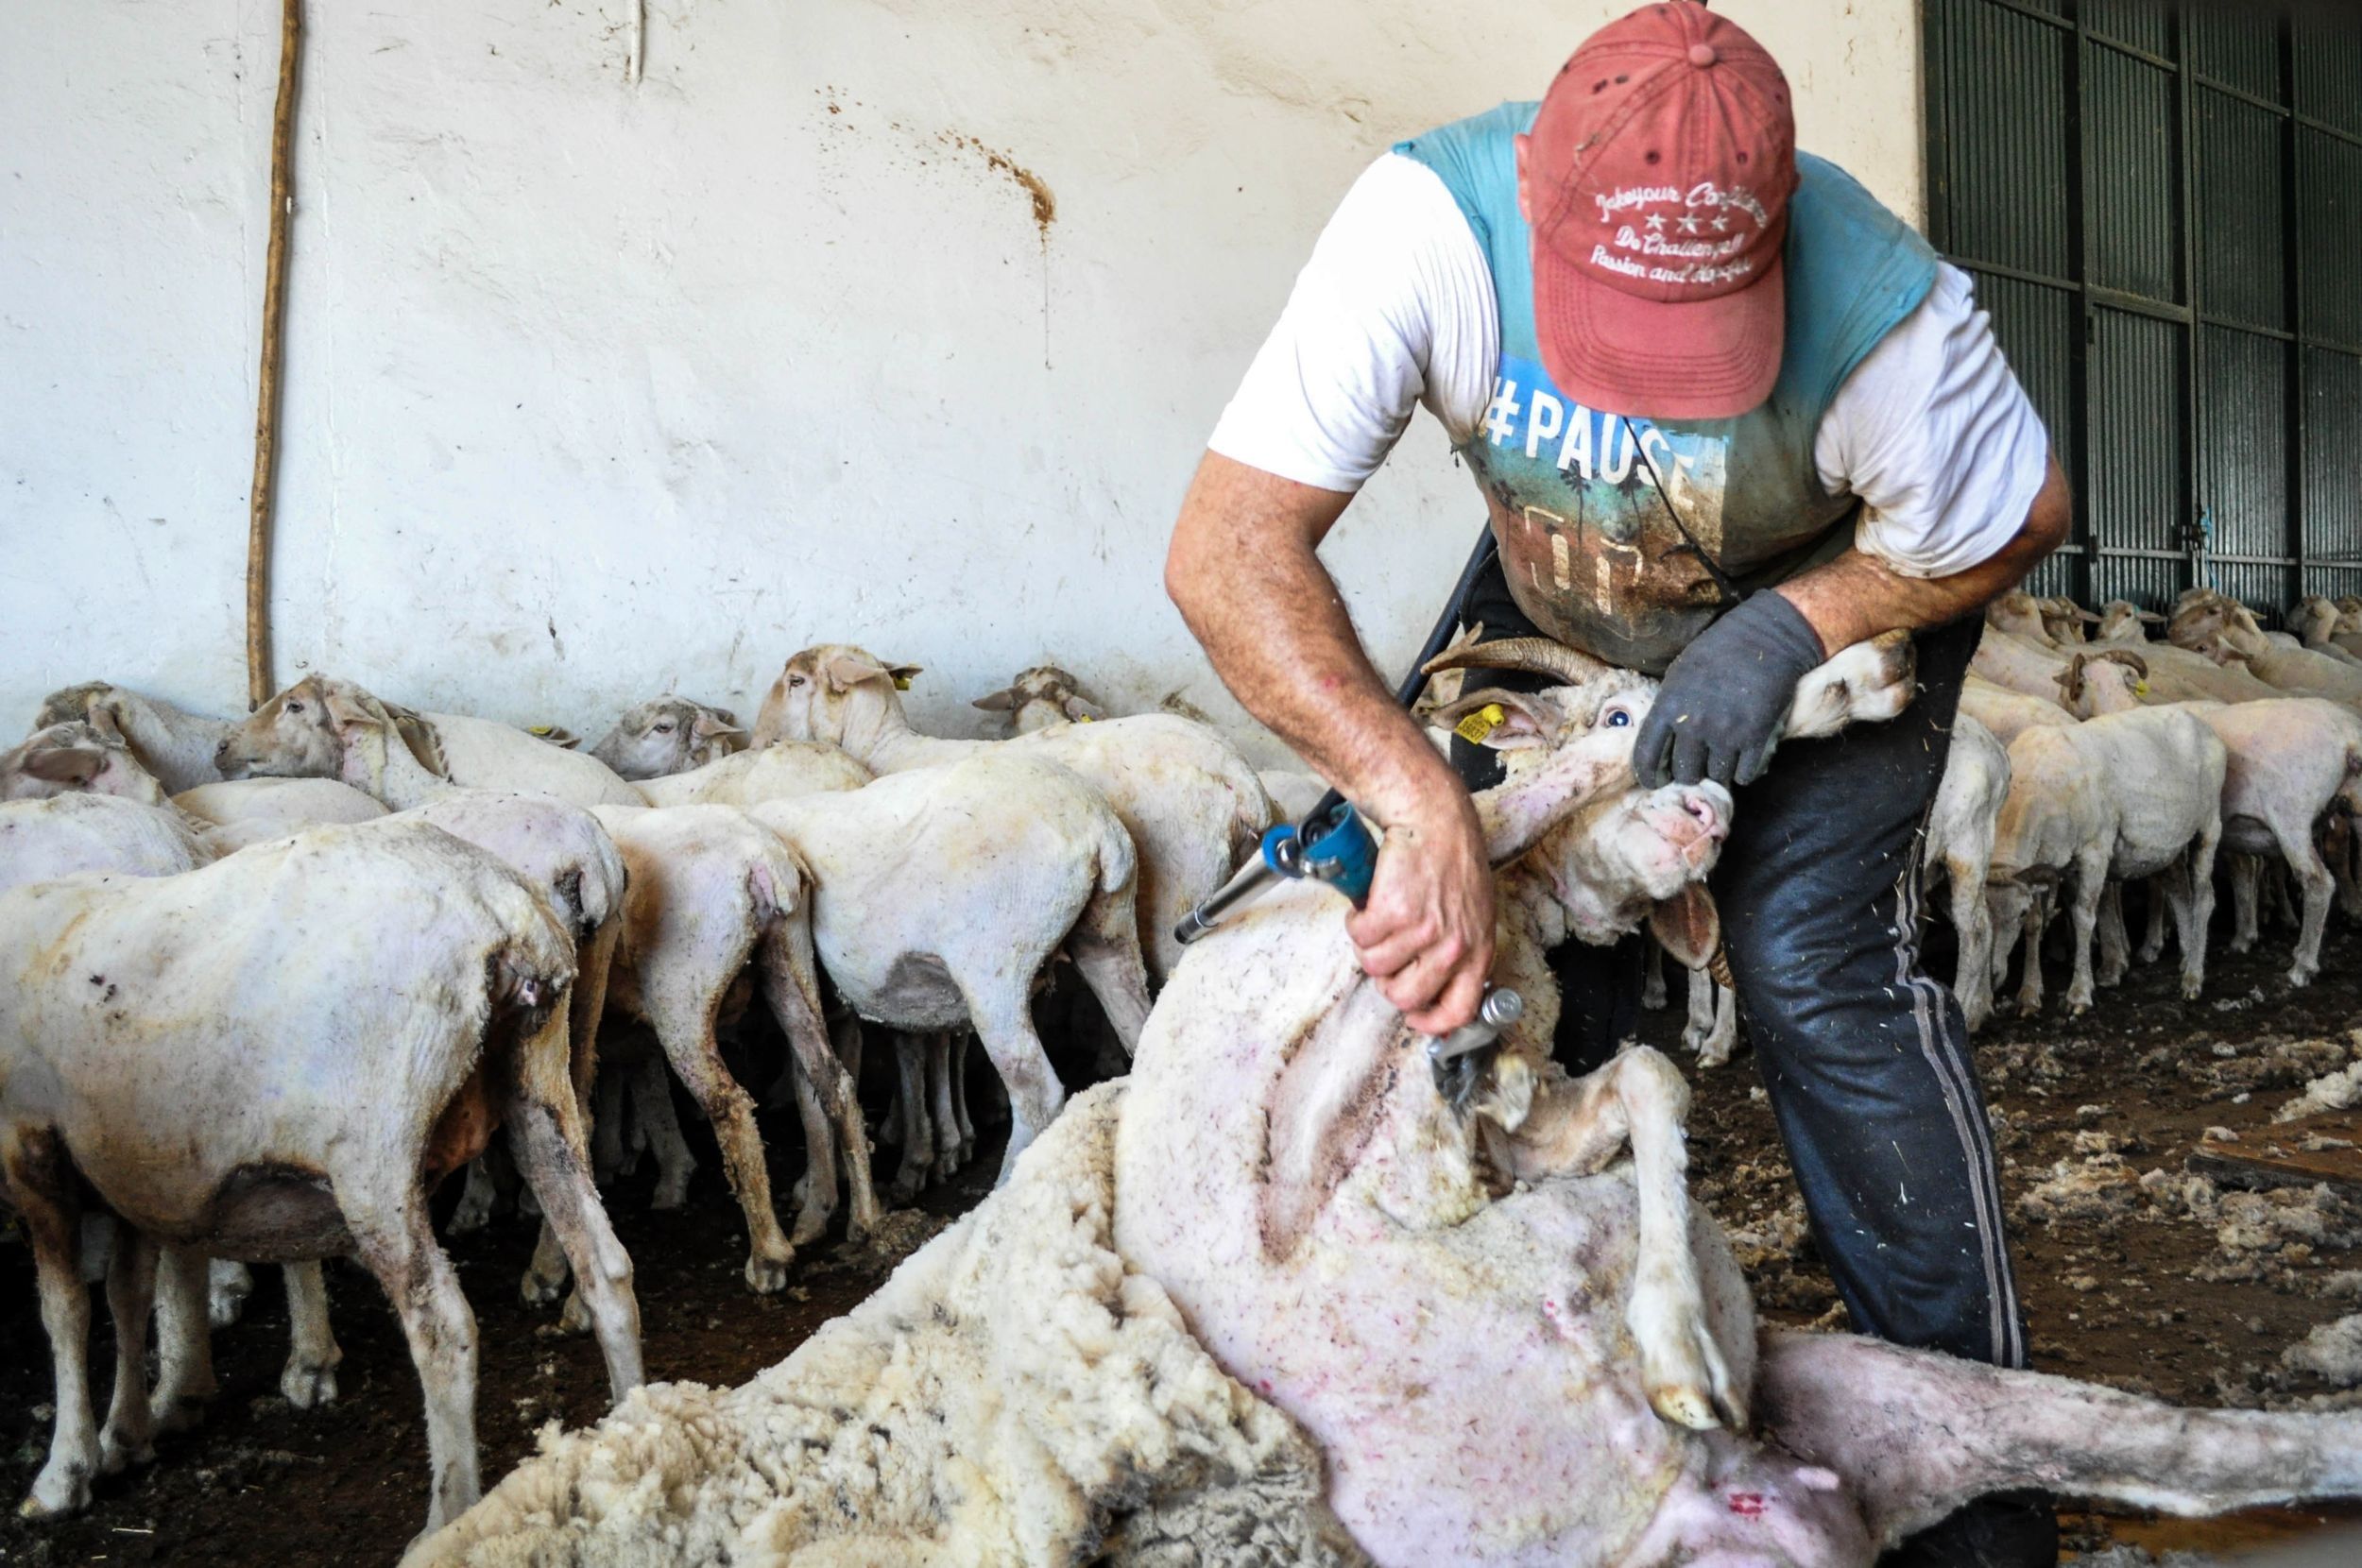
[2293,596,2341,643]
[2336,596,2362,632]
[0,718,166,805]
[2037,596,2097,645]
[2168,594,2268,661]
[218,675,445,786]
[2094,600,2165,642]
[972,666,1102,734]
[2053,648,2148,716]
[32,680,122,733]
[1985,589,2055,644]
[757,645,922,753]
[591,697,744,779]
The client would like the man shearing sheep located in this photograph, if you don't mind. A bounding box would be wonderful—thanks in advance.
[1164,5,2068,1564]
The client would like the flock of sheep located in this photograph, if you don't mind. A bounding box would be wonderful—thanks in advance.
[4,587,2360,1545]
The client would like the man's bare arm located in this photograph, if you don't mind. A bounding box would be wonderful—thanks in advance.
[1165,450,1493,1033]
[1774,453,2072,653]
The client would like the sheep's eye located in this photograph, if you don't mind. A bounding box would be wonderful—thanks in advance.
[1604,707,1632,728]
[654,722,675,734]
[287,701,304,714]
[788,675,806,689]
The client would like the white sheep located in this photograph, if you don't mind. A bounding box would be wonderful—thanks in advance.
[1987,691,2228,1015]
[589,697,745,780]
[753,644,1272,980]
[632,740,873,807]
[744,750,1155,1181]
[32,683,237,793]
[0,820,642,1533]
[221,673,647,807]
[2172,593,2362,707]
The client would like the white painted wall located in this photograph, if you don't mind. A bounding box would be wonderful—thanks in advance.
[1,0,1921,762]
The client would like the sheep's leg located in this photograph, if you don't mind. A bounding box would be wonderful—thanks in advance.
[2275,826,2336,989]
[2176,821,2221,1000]
[2329,817,2362,919]
[97,1228,158,1476]
[631,1053,693,1210]
[590,1065,629,1184]
[2012,887,2050,1016]
[1499,1048,1742,1431]
[648,1002,794,1293]
[1680,966,1716,1060]
[1639,937,1668,1011]
[208,1257,254,1329]
[2062,852,2108,1015]
[502,1086,642,1406]
[760,923,881,1247]
[2094,881,2129,986]
[450,1153,502,1236]
[2264,856,2300,930]
[1756,1330,2362,1554]
[2229,855,2261,953]
[927,1033,962,1177]
[2136,873,2168,963]
[959,975,1066,1183]
[280,1262,342,1409]
[1068,888,1154,1055]
[1947,855,1994,1032]
[784,1058,830,1227]
[343,1186,481,1533]
[6,1130,98,1518]
[887,1034,933,1200]
[148,1247,216,1434]
[950,1034,975,1159]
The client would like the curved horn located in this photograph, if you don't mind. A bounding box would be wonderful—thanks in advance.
[1422,637,1610,686]
[2099,649,2148,677]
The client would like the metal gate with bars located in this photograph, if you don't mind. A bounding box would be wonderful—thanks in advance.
[1923,0,2362,620]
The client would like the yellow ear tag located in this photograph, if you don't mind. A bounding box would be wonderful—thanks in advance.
[2133,679,2150,696]
[527,724,557,736]
[1075,713,1093,723]
[892,674,913,691]
[1454,703,1507,745]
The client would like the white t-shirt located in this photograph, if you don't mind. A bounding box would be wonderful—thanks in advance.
[1208,153,2052,580]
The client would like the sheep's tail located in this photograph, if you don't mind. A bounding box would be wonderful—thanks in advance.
[1757,1331,2362,1554]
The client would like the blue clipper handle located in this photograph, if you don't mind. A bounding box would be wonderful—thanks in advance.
[1300,803,1378,908]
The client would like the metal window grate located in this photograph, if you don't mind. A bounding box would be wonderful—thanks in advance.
[1925,0,2362,620]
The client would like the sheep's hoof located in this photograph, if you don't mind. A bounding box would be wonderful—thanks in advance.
[558,1290,592,1336]
[2286,965,2317,990]
[788,1205,831,1248]
[208,1272,253,1331]
[2181,976,2204,1001]
[449,1200,493,1236]
[97,1428,153,1476]
[651,1176,692,1211]
[23,1459,91,1519]
[520,1267,568,1308]
[148,1393,209,1436]
[282,1361,339,1410]
[744,1253,792,1295]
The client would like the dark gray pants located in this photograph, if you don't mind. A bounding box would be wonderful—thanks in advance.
[1446,547,2054,1568]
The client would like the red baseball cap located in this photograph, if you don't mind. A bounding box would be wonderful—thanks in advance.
[1520,2,1799,420]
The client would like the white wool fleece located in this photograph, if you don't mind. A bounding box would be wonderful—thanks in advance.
[404,1083,1364,1568]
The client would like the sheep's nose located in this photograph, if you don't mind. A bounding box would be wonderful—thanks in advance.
[214,739,232,761]
[1682,791,1724,840]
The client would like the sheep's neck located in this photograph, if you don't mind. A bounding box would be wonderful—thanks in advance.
[124,705,236,791]
[346,728,449,810]
[855,704,978,774]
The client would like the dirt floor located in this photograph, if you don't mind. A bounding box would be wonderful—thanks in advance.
[6,919,2362,1565]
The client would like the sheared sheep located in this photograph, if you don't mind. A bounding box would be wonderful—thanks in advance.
[0,821,641,1533]
[589,698,745,780]
[220,673,647,807]
[31,683,236,793]
[754,644,1271,980]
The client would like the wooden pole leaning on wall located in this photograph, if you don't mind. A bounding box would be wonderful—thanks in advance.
[246,0,302,710]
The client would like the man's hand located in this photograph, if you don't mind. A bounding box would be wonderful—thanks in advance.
[1346,782,1495,1034]
[1635,589,1826,791]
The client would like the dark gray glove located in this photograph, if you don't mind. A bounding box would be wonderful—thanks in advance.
[1635,590,1826,791]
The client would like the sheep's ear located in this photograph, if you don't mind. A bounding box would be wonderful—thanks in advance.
[2075,607,2101,622]
[1428,690,1552,751]
[887,664,923,691]
[389,708,450,775]
[690,712,743,741]
[2137,610,2166,624]
[1649,884,1721,973]
[971,688,1018,712]
[84,701,128,743]
[822,653,898,693]
[1061,694,1106,723]
[319,683,385,737]
[23,745,105,787]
